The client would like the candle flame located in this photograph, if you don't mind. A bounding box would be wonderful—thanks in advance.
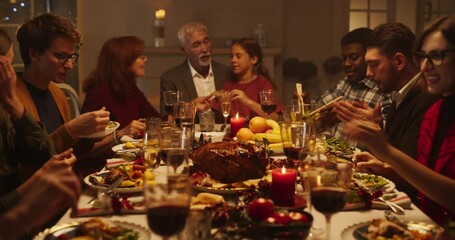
[281,166,286,174]
[155,9,166,19]
[317,175,321,185]
[235,112,239,119]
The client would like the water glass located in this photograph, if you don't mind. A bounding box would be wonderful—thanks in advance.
[174,101,195,130]
[198,110,215,132]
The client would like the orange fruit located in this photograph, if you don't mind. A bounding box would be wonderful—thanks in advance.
[237,128,254,141]
[249,116,269,133]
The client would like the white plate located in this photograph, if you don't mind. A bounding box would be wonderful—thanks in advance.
[194,185,250,195]
[194,131,226,142]
[121,135,142,143]
[111,143,141,153]
[84,173,143,194]
[341,220,443,240]
[353,173,396,193]
[80,121,120,139]
[34,220,150,240]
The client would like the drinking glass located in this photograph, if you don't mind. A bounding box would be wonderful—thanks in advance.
[142,130,162,170]
[310,160,351,240]
[166,148,190,176]
[282,101,303,123]
[174,101,195,130]
[161,127,183,165]
[144,168,191,239]
[279,121,311,167]
[220,91,231,129]
[259,89,277,118]
[163,91,183,121]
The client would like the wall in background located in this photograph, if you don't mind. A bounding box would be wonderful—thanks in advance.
[78,0,347,111]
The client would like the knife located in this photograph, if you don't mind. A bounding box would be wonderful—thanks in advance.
[87,176,125,204]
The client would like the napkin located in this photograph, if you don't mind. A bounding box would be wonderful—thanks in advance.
[106,158,130,168]
[71,195,145,218]
[344,191,411,211]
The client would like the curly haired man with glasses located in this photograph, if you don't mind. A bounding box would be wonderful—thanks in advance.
[14,13,110,163]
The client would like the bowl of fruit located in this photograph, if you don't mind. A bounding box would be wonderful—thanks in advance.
[248,198,313,239]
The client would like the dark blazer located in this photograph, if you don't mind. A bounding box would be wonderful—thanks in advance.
[385,75,440,159]
[160,60,232,120]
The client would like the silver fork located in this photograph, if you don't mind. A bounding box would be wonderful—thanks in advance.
[378,196,405,215]
[87,176,124,205]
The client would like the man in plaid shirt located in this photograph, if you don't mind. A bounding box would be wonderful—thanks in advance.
[320,28,392,138]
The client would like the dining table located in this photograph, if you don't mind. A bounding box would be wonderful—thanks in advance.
[47,124,439,239]
[51,165,437,240]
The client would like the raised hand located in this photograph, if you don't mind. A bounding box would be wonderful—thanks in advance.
[14,149,81,233]
[118,119,146,137]
[67,107,110,138]
[193,95,212,112]
[0,56,24,119]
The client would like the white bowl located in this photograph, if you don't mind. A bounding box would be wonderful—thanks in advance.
[194,132,226,142]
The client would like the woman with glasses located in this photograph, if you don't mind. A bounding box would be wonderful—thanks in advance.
[79,36,160,175]
[343,16,455,224]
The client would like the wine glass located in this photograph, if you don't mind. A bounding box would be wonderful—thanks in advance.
[163,91,182,122]
[259,89,277,118]
[220,91,231,129]
[142,130,162,170]
[279,121,311,167]
[166,148,190,176]
[174,101,195,130]
[144,168,191,239]
[310,160,352,240]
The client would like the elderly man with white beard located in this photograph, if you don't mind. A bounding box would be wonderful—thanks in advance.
[160,21,232,122]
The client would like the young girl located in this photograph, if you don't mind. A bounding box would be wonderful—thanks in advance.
[221,38,281,120]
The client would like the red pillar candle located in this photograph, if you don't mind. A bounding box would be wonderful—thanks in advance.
[271,167,296,206]
[230,113,245,138]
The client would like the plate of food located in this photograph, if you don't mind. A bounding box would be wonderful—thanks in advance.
[192,171,272,195]
[341,219,443,240]
[34,218,150,240]
[195,131,226,142]
[111,141,143,153]
[80,121,120,139]
[352,173,396,193]
[84,164,153,193]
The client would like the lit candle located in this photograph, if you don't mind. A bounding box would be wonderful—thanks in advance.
[271,166,296,206]
[230,113,245,138]
[155,9,166,20]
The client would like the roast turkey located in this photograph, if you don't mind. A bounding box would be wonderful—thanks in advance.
[190,141,268,183]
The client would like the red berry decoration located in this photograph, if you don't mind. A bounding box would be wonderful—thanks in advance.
[248,198,275,221]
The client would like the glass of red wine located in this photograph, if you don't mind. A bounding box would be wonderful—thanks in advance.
[310,161,351,240]
[163,91,182,122]
[144,163,191,239]
[259,89,277,118]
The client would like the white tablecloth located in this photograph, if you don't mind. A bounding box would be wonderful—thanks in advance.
[56,184,434,239]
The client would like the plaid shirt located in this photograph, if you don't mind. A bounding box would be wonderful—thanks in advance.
[320,77,392,138]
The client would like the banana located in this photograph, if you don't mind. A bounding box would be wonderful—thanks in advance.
[267,143,284,154]
[253,133,282,143]
[266,119,280,130]
[270,128,281,136]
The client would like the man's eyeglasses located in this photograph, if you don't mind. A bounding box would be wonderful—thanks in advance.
[51,52,79,64]
[414,49,455,66]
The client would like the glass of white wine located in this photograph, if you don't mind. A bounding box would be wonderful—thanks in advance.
[220,91,231,130]
[142,130,162,170]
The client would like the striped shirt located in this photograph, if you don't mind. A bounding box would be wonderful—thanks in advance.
[320,77,392,138]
